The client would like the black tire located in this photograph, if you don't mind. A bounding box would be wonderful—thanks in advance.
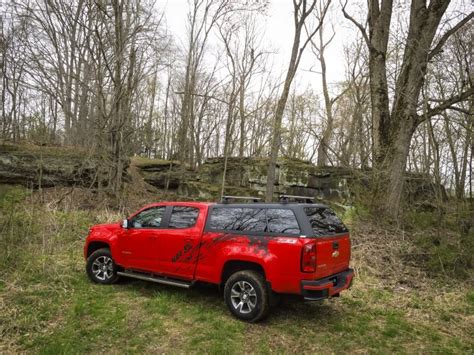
[224,270,270,322]
[269,291,281,307]
[86,248,119,284]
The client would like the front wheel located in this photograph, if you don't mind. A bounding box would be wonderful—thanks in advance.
[224,270,270,322]
[86,248,119,284]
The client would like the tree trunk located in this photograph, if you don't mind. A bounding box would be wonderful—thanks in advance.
[265,78,295,202]
[265,0,326,202]
[238,74,246,158]
[316,27,333,167]
[382,120,415,217]
[342,0,472,218]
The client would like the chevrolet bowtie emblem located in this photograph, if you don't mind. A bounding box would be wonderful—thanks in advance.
[332,250,340,258]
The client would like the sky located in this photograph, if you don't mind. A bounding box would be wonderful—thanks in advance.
[161,0,358,95]
[160,0,471,96]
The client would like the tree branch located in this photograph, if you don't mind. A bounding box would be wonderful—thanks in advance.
[418,87,474,123]
[174,91,229,105]
[445,106,471,116]
[341,0,371,49]
[330,86,350,105]
[428,12,474,60]
[297,0,330,69]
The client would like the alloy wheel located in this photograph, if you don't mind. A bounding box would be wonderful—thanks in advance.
[91,256,114,281]
[230,280,257,314]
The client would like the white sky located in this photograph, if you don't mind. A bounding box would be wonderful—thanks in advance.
[160,0,471,96]
[161,0,358,95]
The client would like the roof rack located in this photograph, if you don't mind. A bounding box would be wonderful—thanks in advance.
[221,195,262,204]
[279,194,314,203]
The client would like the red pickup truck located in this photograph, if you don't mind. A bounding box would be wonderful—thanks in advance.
[84,196,353,322]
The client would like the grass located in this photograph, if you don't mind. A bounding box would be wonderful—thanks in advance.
[9,275,472,354]
[132,156,182,168]
[0,141,90,158]
[1,185,473,354]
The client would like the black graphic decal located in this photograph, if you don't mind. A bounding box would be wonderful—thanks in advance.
[171,233,272,265]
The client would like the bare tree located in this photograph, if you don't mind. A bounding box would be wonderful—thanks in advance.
[423,26,472,201]
[342,0,474,218]
[265,0,330,202]
[309,2,345,167]
[337,37,370,168]
[177,0,232,168]
[1,6,29,141]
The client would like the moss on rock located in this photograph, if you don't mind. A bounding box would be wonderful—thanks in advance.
[135,156,358,203]
[0,143,98,188]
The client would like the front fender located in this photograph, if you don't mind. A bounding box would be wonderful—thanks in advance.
[84,225,121,262]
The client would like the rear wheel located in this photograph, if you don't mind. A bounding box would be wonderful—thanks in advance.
[86,248,119,284]
[224,270,270,322]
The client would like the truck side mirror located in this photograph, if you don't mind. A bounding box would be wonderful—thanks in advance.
[122,219,129,229]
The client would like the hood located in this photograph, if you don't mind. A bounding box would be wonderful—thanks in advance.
[90,222,121,232]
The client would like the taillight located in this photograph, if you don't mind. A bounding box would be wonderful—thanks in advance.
[301,242,316,272]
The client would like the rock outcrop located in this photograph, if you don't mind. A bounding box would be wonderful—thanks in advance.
[0,144,442,204]
[0,144,98,188]
[134,156,367,203]
[134,156,443,204]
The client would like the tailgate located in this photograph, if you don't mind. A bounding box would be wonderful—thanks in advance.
[314,234,351,278]
[302,206,351,279]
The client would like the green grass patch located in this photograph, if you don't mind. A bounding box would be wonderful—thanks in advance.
[1,185,473,353]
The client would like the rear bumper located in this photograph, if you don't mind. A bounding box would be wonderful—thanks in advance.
[301,268,354,301]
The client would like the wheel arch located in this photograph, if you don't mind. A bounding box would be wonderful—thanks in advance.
[86,241,110,258]
[221,260,267,285]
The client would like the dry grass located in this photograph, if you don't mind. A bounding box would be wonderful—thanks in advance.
[351,223,431,289]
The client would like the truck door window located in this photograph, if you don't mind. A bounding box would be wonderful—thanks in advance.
[267,209,300,234]
[304,207,348,236]
[130,207,165,228]
[208,208,266,232]
[168,206,199,228]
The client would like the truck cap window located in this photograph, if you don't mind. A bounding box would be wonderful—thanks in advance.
[131,207,165,228]
[208,208,266,232]
[267,209,300,234]
[168,206,199,228]
[208,207,300,235]
[304,207,348,236]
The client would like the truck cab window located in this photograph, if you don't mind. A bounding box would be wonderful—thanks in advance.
[168,206,199,228]
[131,207,165,228]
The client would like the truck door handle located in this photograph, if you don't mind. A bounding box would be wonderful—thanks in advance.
[332,241,339,250]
